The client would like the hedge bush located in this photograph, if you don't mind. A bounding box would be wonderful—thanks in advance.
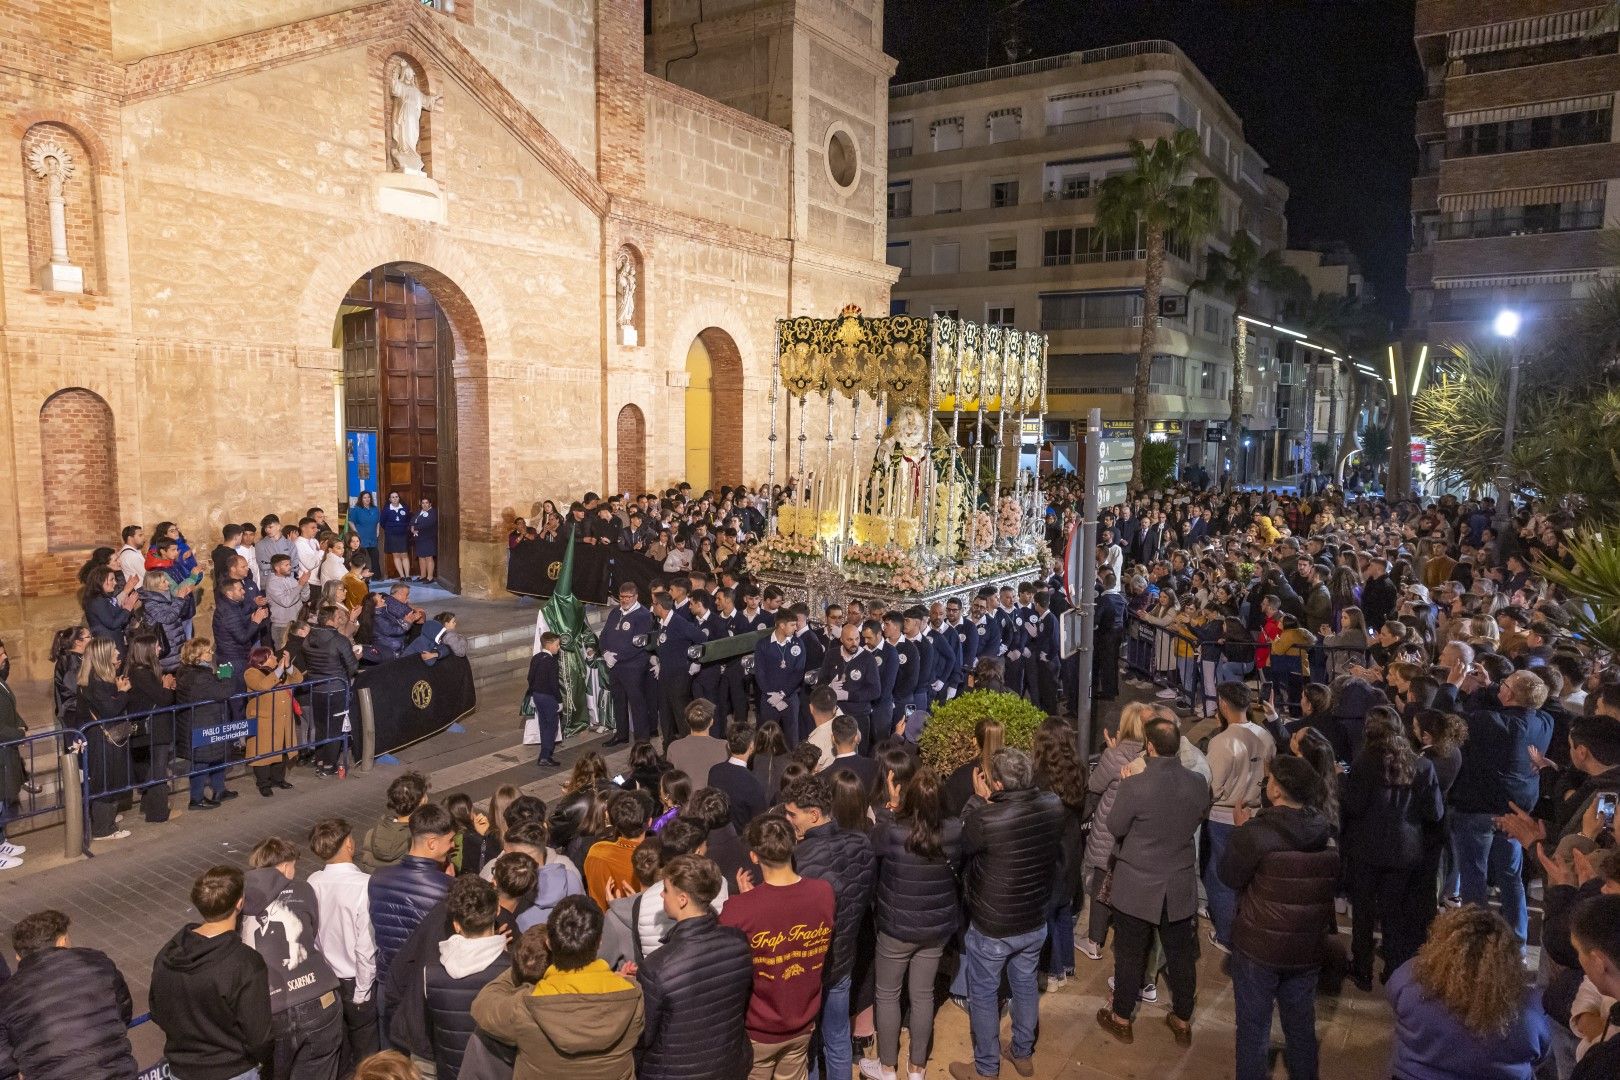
[917,689,1046,774]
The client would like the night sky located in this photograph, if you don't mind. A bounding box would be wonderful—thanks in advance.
[883,0,1422,324]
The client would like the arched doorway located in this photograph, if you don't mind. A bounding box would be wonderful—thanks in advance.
[684,327,743,492]
[617,404,647,495]
[337,265,461,590]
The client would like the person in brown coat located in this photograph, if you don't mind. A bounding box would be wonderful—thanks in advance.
[243,645,300,797]
[471,895,643,1080]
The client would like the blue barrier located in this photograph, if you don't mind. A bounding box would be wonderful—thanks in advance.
[0,729,74,826]
[74,675,350,852]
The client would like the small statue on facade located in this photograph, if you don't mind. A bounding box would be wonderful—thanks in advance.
[389,59,441,176]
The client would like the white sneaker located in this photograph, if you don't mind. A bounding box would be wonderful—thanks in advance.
[1107,976,1158,1002]
[1155,688,1179,699]
[0,854,20,870]
[857,1059,893,1080]
[0,841,26,857]
[103,830,131,840]
[1075,937,1103,960]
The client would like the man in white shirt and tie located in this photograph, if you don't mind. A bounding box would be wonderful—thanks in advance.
[306,817,379,1062]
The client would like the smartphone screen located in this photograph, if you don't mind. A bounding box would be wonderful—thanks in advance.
[1597,792,1618,832]
[613,774,627,786]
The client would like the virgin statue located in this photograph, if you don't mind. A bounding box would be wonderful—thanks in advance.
[863,405,975,558]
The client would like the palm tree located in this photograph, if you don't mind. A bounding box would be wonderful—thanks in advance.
[1096,129,1219,492]
[1194,230,1305,489]
[1291,291,1388,473]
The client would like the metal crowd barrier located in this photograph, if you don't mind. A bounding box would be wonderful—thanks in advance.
[74,675,350,855]
[0,729,76,838]
[1122,613,1373,715]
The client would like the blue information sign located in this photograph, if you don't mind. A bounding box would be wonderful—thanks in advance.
[346,429,378,500]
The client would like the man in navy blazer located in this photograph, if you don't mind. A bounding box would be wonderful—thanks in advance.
[652,589,707,753]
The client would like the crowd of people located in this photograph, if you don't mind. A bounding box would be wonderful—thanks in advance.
[4,474,1620,1080]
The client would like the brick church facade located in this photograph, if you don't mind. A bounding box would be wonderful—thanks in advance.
[0,0,895,669]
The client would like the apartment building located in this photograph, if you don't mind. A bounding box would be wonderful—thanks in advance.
[886,40,1292,477]
[1411,1,1620,343]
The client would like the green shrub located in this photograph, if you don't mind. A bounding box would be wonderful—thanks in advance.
[1141,440,1178,492]
[917,689,1046,774]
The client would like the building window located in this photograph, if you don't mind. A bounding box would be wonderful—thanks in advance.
[988,237,1017,271]
[887,181,912,219]
[1412,211,1440,251]
[930,117,963,152]
[987,108,1022,144]
[987,306,1015,326]
[1419,139,1444,173]
[933,306,961,319]
[933,180,961,214]
[1173,356,1187,387]
[886,241,911,276]
[1199,362,1215,395]
[889,118,913,159]
[1149,356,1172,385]
[890,298,909,315]
[1447,108,1611,158]
[1438,199,1604,240]
[1042,225,1189,265]
[1459,32,1619,78]
[990,180,1019,208]
[931,242,960,274]
[1037,290,1143,330]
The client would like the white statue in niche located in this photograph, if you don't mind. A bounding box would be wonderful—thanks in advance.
[389,60,441,176]
[615,248,639,346]
[26,138,83,293]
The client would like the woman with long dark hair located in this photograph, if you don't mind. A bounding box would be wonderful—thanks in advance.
[348,490,381,576]
[444,791,492,874]
[1413,708,1469,909]
[1032,716,1089,985]
[80,566,132,651]
[863,766,962,1080]
[751,720,791,795]
[1342,706,1443,989]
[124,632,177,807]
[50,625,89,731]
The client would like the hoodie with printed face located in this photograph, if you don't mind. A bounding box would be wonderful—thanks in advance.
[149,925,273,1080]
[241,866,341,1013]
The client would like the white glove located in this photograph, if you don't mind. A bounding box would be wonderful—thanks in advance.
[931,680,944,692]
[689,662,700,675]
[835,685,849,701]
[946,687,957,700]
[766,690,787,712]
[651,657,661,678]
[829,677,845,695]
[1007,648,1021,660]
[604,651,617,668]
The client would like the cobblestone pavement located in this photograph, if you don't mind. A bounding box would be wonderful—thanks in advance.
[3,673,1394,1077]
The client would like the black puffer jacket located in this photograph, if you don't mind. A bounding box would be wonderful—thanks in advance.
[962,787,1064,937]
[1217,806,1340,970]
[636,915,754,1080]
[0,947,136,1080]
[301,625,359,682]
[369,855,453,976]
[872,817,963,946]
[794,822,876,984]
[423,940,511,1080]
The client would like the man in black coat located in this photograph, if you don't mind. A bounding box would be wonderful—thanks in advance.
[782,775,875,1080]
[0,909,136,1080]
[953,748,1064,1080]
[421,877,511,1079]
[635,855,755,1080]
[1217,757,1340,1080]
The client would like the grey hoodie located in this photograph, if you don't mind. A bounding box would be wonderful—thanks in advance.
[240,866,340,1013]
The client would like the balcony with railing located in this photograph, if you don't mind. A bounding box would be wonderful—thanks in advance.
[891,40,1182,98]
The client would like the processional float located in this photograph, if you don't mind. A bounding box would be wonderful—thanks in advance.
[750,305,1051,608]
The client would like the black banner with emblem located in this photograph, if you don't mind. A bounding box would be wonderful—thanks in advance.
[507,538,667,602]
[356,652,478,755]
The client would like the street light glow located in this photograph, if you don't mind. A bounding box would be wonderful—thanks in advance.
[1493,309,1521,339]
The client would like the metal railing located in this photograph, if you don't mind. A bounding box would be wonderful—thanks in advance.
[0,729,75,825]
[1121,612,1373,715]
[891,40,1181,97]
[75,675,350,854]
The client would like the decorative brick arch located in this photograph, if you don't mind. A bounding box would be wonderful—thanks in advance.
[697,327,744,488]
[616,404,646,494]
[39,388,118,551]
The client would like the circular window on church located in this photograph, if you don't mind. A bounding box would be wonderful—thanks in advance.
[825,126,859,193]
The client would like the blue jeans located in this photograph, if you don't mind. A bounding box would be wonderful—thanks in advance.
[1232,951,1319,1080]
[1045,902,1075,976]
[532,693,560,761]
[1452,810,1528,941]
[1202,819,1238,948]
[809,972,851,1080]
[963,923,1045,1077]
[189,766,227,802]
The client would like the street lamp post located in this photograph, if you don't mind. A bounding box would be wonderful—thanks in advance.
[1492,309,1521,557]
